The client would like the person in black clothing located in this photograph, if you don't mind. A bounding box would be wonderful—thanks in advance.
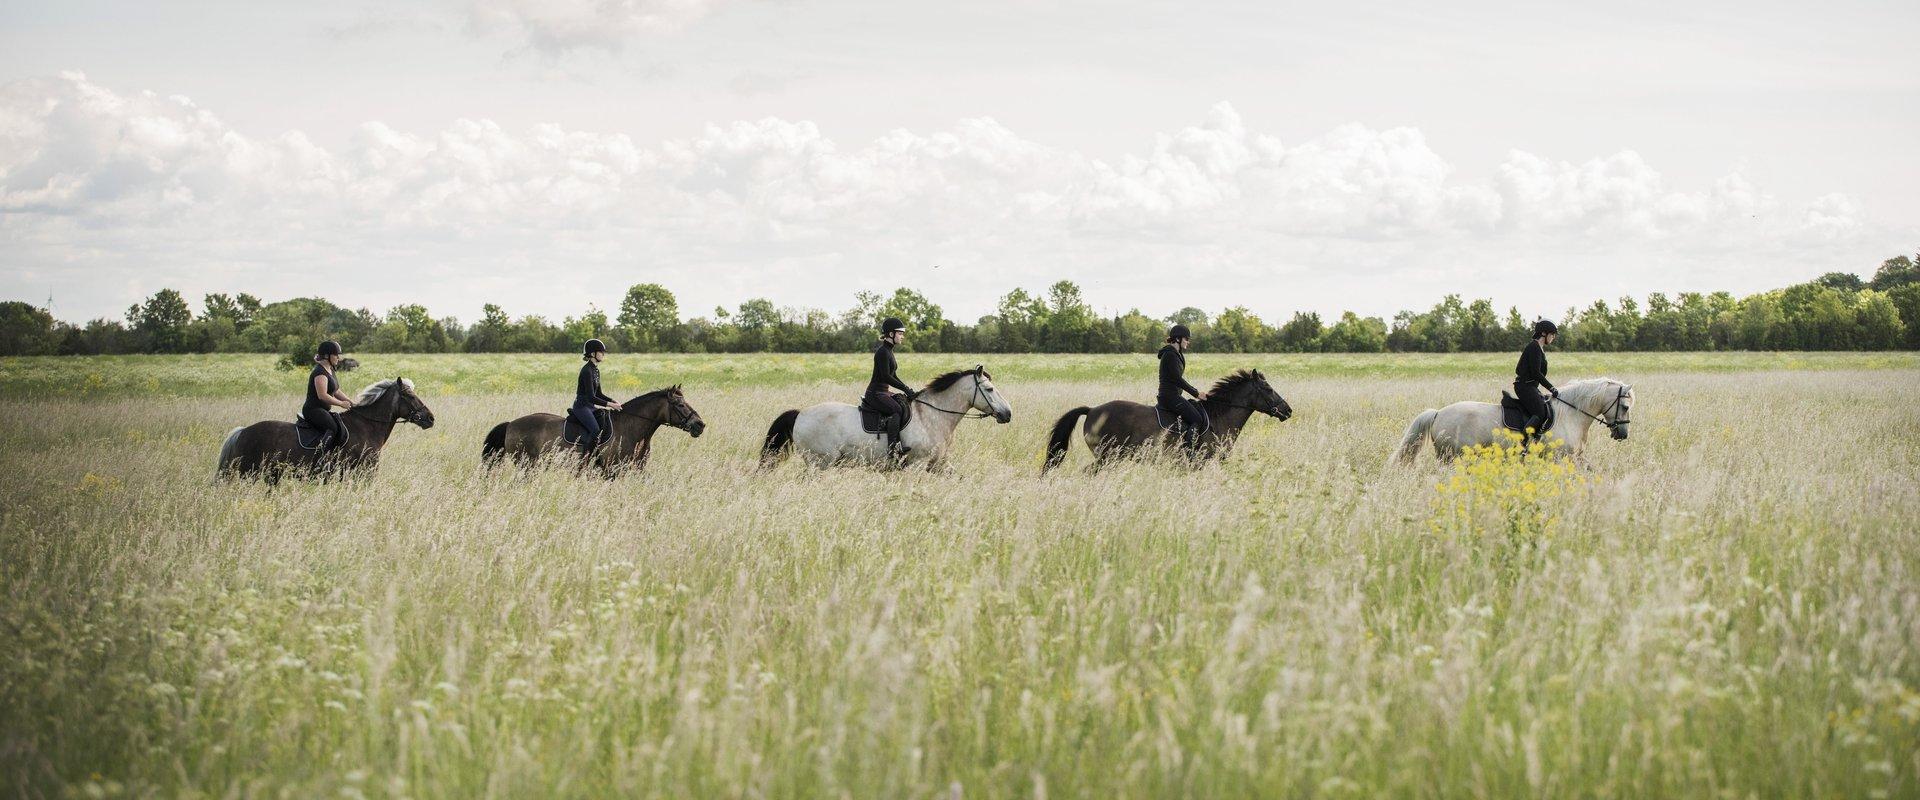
[1515,319,1559,447]
[1157,324,1207,454]
[303,340,355,453]
[865,317,913,456]
[571,339,624,451]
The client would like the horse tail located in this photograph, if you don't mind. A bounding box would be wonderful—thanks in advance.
[215,426,245,479]
[1043,406,1091,473]
[761,409,799,468]
[1395,408,1439,465]
[481,422,509,466]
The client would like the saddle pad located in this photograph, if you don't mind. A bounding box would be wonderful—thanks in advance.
[294,412,346,450]
[1499,392,1555,435]
[858,396,911,435]
[563,410,613,447]
[1154,404,1210,434]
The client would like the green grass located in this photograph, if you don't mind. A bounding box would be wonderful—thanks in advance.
[2,350,1914,400]
[1,353,1916,798]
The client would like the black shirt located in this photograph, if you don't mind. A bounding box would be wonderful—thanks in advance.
[305,363,337,411]
[1157,344,1200,404]
[1515,340,1554,390]
[576,361,615,406]
[867,340,911,395]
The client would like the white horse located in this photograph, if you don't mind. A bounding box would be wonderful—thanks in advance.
[761,366,1013,469]
[1395,377,1634,466]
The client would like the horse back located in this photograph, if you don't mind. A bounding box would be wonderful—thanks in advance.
[1084,400,1160,447]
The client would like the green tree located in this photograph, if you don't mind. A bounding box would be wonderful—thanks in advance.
[1886,284,1920,349]
[367,304,451,352]
[1320,312,1388,353]
[878,288,947,351]
[0,301,57,355]
[466,304,513,352]
[1870,254,1919,291]
[1813,271,1865,293]
[1855,290,1905,350]
[127,289,193,353]
[561,305,611,352]
[617,284,679,351]
[1212,307,1269,353]
[1276,311,1323,352]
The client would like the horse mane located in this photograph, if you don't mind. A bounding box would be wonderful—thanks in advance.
[1207,369,1263,396]
[621,385,683,406]
[925,368,987,392]
[353,378,413,406]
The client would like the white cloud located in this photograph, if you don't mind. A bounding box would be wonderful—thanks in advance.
[467,0,724,56]
[0,72,1897,322]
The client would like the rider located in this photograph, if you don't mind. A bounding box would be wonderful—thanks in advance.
[865,317,913,456]
[1158,324,1206,454]
[572,339,623,450]
[304,340,354,453]
[1515,319,1559,448]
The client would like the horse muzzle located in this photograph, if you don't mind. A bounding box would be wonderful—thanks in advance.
[1611,424,1629,440]
[687,420,707,438]
[1273,406,1293,421]
[994,410,1013,424]
[411,411,436,429]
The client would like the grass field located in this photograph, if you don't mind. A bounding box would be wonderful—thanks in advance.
[2,352,1917,798]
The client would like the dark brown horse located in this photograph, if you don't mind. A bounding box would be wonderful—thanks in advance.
[217,378,436,481]
[1043,369,1292,471]
[481,386,705,476]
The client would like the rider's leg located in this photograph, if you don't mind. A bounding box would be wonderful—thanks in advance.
[1515,382,1547,450]
[569,405,602,453]
[1174,399,1207,455]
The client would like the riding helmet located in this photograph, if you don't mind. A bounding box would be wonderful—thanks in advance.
[583,338,608,357]
[1167,324,1192,341]
[1533,319,1559,337]
[881,317,907,335]
[316,340,342,358]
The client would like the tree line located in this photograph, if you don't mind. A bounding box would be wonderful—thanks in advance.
[3,254,1916,361]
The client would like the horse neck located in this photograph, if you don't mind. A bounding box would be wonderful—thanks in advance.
[1562,381,1612,416]
[912,380,974,438]
[1201,389,1256,433]
[618,396,668,441]
[341,388,400,448]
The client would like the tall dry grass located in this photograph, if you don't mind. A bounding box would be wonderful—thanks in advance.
[2,359,1916,797]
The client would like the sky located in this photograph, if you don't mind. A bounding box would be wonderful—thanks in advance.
[1,0,1916,326]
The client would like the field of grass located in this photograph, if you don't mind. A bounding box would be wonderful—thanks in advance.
[2,352,1917,797]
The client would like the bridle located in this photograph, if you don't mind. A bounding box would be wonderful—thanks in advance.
[620,393,699,430]
[912,366,1000,419]
[1553,383,1632,430]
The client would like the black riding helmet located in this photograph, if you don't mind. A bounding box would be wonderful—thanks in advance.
[880,317,906,335]
[316,340,342,358]
[1167,324,1192,342]
[583,338,608,359]
[1533,319,1559,338]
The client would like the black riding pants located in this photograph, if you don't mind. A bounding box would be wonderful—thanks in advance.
[1514,382,1549,434]
[864,391,906,447]
[1160,397,1207,448]
[569,402,603,446]
[304,404,347,447]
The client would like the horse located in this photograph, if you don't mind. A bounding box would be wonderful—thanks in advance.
[216,377,435,482]
[481,386,706,476]
[1043,369,1292,472]
[1394,377,1634,466]
[761,366,1013,469]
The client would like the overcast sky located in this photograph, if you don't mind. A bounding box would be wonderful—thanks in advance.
[2,0,1916,325]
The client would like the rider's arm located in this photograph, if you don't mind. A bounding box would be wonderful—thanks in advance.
[1161,350,1201,397]
[318,375,353,408]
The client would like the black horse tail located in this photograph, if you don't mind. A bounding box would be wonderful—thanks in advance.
[482,422,508,465]
[761,409,799,468]
[215,426,246,479]
[1044,406,1091,472]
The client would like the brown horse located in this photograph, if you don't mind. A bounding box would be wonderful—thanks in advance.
[217,378,436,482]
[1043,369,1292,471]
[481,386,705,476]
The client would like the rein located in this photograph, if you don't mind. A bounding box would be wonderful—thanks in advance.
[1553,385,1631,429]
[911,370,997,419]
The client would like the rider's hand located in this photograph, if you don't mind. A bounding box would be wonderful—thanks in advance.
[342,399,355,409]
[1549,388,1559,398]
[609,402,623,411]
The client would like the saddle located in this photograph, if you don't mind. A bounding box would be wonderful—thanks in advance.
[1154,403,1210,435]
[1499,391,1555,435]
[858,394,913,435]
[294,411,347,451]
[562,409,614,448]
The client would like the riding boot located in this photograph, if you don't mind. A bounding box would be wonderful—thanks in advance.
[886,418,910,458]
[1521,415,1544,454]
